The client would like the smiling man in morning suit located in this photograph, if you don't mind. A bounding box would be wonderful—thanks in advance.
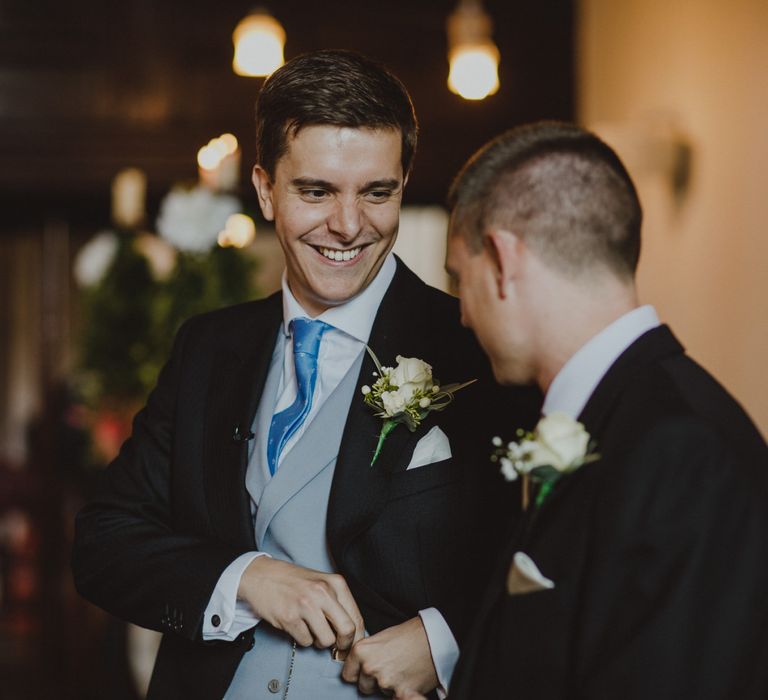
[72,50,540,699]
[436,121,768,699]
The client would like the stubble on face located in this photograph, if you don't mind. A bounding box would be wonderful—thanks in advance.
[254,125,405,316]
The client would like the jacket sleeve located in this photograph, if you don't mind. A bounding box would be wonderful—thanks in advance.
[71,318,252,642]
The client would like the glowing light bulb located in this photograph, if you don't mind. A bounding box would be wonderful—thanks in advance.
[199,134,242,191]
[448,45,500,100]
[446,0,500,101]
[220,133,239,155]
[197,145,218,171]
[232,11,285,77]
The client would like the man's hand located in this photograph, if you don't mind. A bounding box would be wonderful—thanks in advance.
[342,616,439,696]
[238,557,364,654]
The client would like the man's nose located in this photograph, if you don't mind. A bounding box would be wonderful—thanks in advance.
[327,197,364,240]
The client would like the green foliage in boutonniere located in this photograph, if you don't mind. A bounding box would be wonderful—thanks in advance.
[492,412,600,509]
[361,347,476,465]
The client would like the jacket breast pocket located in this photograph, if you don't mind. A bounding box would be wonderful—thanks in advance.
[387,458,461,500]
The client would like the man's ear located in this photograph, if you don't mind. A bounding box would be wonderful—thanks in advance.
[252,165,275,222]
[485,229,523,300]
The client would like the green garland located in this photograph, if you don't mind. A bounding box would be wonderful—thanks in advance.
[77,229,260,407]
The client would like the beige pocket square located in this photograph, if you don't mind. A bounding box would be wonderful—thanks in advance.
[507,551,555,595]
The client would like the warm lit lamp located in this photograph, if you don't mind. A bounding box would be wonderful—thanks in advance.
[447,0,500,101]
[218,213,256,249]
[198,133,241,191]
[112,167,147,229]
[232,8,285,77]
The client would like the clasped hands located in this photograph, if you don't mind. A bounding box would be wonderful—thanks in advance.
[238,557,437,698]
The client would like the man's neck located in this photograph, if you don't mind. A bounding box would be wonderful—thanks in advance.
[281,253,397,344]
[541,304,661,418]
[535,277,639,393]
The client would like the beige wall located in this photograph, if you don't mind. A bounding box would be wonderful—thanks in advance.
[578,0,768,436]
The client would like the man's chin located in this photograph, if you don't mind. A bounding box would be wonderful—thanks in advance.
[304,284,369,314]
[310,273,379,307]
[492,361,534,388]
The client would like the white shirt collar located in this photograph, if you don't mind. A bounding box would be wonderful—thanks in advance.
[543,305,661,419]
[281,253,397,343]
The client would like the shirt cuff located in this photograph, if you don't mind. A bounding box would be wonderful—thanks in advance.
[418,607,459,698]
[202,551,269,641]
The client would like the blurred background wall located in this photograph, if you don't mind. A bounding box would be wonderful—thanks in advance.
[579,0,768,433]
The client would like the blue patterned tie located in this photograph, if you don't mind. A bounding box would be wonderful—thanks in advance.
[267,318,331,475]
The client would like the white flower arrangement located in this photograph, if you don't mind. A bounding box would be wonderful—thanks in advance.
[156,185,240,253]
[74,230,119,287]
[362,348,475,465]
[492,412,599,509]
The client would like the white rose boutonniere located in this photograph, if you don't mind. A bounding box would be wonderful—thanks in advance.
[361,348,476,465]
[492,412,599,509]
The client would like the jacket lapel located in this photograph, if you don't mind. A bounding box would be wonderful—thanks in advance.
[578,324,684,437]
[327,262,433,607]
[526,325,685,533]
[203,294,282,549]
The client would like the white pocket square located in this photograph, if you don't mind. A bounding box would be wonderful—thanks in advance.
[507,551,556,595]
[405,425,452,470]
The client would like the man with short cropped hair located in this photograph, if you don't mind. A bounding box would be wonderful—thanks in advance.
[72,51,540,699]
[443,121,768,699]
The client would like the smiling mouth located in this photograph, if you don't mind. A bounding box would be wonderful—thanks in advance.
[315,245,364,262]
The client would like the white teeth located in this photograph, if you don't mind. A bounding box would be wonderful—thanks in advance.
[319,246,361,262]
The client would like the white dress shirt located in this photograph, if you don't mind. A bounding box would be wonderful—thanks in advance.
[202,254,458,693]
[542,305,661,418]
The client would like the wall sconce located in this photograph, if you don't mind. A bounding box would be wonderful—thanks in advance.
[592,116,693,205]
[232,8,285,77]
[447,0,500,101]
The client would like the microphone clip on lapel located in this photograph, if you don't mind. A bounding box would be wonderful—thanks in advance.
[232,424,255,443]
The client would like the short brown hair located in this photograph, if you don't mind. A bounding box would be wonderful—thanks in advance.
[448,122,642,279]
[255,49,418,179]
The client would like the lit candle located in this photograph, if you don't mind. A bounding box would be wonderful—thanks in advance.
[111,167,147,229]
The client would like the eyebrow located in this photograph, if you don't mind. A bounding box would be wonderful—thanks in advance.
[362,178,401,191]
[291,177,338,192]
[290,177,401,193]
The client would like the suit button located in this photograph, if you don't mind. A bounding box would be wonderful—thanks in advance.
[267,679,281,693]
[247,637,255,650]
[211,614,221,627]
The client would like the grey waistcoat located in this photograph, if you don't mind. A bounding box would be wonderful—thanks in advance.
[225,345,377,699]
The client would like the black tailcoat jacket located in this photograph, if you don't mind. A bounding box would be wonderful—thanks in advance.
[72,259,541,699]
[449,325,768,700]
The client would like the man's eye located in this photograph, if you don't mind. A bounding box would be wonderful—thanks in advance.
[300,189,329,200]
[366,190,392,202]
